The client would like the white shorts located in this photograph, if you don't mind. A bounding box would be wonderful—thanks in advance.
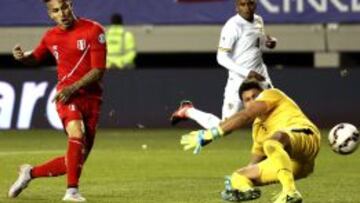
[222,66,271,120]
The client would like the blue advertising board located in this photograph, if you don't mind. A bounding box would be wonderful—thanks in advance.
[0,0,359,26]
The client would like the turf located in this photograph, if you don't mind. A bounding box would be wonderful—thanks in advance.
[0,129,359,203]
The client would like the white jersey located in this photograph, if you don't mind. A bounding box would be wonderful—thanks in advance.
[184,15,274,128]
[218,14,267,76]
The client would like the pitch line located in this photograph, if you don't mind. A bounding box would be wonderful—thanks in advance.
[0,150,63,156]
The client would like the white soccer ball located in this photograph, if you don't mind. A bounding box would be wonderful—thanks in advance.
[328,123,360,155]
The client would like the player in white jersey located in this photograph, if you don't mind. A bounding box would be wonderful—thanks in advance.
[171,0,276,128]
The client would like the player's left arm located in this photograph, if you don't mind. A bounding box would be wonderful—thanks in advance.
[259,16,277,49]
[265,35,277,49]
[53,68,105,103]
[54,23,107,103]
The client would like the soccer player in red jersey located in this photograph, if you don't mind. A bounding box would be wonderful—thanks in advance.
[8,0,106,201]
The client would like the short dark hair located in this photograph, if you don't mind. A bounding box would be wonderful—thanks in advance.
[111,14,123,25]
[239,79,263,101]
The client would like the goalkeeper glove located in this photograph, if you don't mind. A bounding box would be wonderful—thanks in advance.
[180,126,224,154]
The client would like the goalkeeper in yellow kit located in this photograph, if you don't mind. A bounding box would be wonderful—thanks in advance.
[180,78,321,203]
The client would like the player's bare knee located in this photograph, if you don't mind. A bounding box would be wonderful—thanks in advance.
[263,141,276,154]
[68,132,83,139]
[66,120,85,139]
[234,165,260,180]
[235,167,249,175]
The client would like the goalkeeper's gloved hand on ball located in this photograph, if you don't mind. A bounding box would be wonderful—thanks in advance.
[180,126,224,154]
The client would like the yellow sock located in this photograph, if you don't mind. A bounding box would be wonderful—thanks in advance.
[263,140,296,193]
[231,172,253,192]
[277,169,296,193]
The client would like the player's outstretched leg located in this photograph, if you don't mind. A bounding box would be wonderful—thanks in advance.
[170,100,221,128]
[221,176,261,202]
[8,164,33,198]
[62,188,86,202]
[170,100,193,125]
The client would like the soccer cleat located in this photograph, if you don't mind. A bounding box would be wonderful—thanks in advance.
[221,176,261,202]
[8,164,33,198]
[62,188,86,202]
[221,188,261,202]
[170,100,193,126]
[273,190,302,203]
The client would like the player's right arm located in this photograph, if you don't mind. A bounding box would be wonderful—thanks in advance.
[180,90,281,154]
[12,44,38,66]
[216,22,251,77]
[13,32,50,66]
[217,50,253,78]
[221,89,284,133]
[180,101,268,154]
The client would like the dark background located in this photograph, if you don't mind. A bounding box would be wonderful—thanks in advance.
[0,68,358,129]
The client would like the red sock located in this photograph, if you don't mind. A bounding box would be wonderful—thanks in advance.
[31,156,66,178]
[67,137,85,188]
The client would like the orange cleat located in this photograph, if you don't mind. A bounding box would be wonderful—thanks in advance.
[170,100,193,126]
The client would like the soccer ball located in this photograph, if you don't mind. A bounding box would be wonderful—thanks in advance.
[328,123,360,155]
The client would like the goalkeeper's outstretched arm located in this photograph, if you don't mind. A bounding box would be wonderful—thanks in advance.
[219,101,268,135]
[180,101,269,154]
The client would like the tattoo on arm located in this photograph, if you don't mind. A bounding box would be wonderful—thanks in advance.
[72,68,105,90]
[52,68,105,103]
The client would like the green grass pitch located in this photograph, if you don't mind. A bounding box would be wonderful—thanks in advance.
[0,129,359,203]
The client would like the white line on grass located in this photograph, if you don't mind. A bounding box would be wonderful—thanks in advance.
[0,150,63,156]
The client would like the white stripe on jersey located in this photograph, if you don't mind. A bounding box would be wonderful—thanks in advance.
[60,45,91,83]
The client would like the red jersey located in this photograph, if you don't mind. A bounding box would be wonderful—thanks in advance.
[33,18,107,99]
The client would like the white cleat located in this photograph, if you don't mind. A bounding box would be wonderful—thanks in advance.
[8,164,33,198]
[62,188,86,202]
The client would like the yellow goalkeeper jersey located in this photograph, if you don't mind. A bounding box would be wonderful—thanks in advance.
[251,88,319,156]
